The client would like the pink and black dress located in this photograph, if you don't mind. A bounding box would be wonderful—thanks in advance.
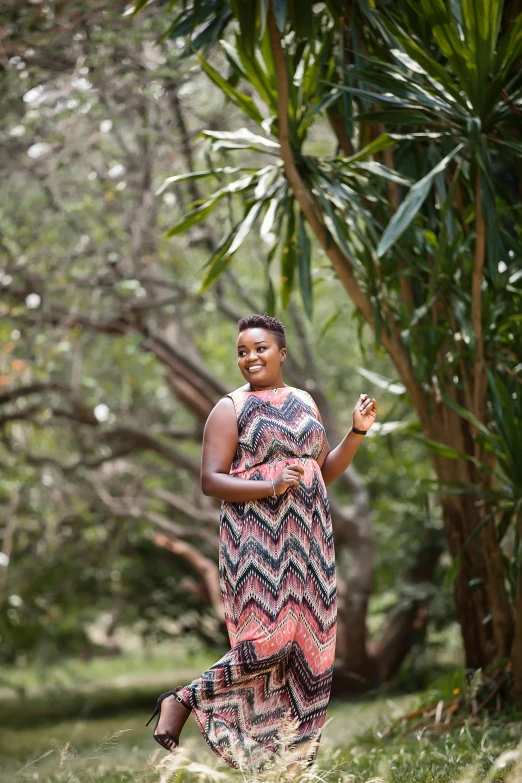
[175,385,337,770]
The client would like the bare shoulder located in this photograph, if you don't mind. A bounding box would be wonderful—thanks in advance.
[204,396,238,440]
[210,395,236,418]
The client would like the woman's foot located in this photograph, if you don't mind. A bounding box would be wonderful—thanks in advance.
[155,694,191,751]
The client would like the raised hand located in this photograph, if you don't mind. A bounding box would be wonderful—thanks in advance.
[353,393,377,432]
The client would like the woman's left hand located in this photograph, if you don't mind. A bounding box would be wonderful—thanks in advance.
[353,393,377,432]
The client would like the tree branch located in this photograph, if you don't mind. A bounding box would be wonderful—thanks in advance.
[153,532,225,622]
[0,381,70,406]
[152,488,219,527]
[83,478,218,549]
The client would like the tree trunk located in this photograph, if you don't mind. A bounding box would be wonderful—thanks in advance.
[373,539,442,682]
[512,577,522,705]
[512,508,522,705]
[429,403,514,668]
[438,489,497,667]
[333,524,376,692]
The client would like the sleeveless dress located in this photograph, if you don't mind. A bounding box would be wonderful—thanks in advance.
[175,385,337,770]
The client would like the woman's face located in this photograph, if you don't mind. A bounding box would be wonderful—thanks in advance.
[236,327,286,386]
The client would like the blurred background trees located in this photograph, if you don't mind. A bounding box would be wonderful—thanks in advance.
[0,0,520,712]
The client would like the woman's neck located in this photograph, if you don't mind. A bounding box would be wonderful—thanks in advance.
[249,380,287,391]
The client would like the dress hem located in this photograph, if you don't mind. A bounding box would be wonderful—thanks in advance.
[185,684,284,771]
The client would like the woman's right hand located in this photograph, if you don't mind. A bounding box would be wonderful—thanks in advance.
[273,463,305,494]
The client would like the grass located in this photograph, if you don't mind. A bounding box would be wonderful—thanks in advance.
[1,643,522,783]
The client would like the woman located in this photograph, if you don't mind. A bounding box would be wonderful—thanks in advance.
[146,313,377,770]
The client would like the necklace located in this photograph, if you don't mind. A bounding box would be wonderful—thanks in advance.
[250,383,285,392]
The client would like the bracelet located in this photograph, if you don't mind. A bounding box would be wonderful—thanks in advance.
[351,426,367,435]
[271,478,277,498]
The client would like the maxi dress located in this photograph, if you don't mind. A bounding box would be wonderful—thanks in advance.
[174,385,337,770]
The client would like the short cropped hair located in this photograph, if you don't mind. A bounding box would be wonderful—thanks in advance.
[237,313,286,350]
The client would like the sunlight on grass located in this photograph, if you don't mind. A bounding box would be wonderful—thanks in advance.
[5,708,522,783]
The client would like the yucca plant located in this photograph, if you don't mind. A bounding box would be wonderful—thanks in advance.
[130,0,522,703]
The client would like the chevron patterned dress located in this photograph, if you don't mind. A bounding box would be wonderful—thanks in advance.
[175,385,337,770]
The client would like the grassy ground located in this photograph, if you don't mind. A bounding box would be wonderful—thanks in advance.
[1,643,521,783]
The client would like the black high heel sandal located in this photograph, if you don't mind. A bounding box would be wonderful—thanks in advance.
[145,688,191,752]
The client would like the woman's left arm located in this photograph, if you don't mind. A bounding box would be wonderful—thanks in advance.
[316,393,378,485]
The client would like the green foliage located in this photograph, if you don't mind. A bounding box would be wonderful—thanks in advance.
[0,515,224,664]
[376,144,465,258]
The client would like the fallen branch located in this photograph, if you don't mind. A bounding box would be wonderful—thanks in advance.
[380,665,511,738]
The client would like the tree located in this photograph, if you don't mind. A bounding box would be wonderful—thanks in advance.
[131,0,522,700]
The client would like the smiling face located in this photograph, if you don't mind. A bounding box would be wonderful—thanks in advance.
[236,327,287,388]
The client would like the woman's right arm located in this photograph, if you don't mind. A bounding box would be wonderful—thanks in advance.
[201,397,274,502]
[201,397,303,502]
